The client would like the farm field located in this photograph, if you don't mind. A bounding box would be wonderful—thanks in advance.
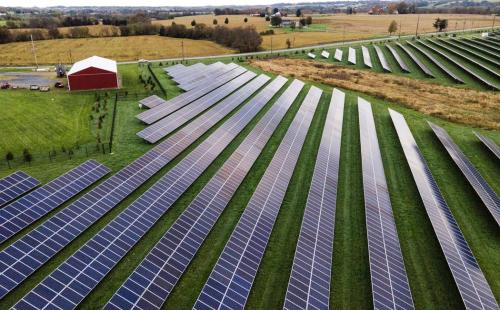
[0,59,498,310]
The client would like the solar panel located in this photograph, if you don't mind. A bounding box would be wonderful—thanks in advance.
[0,70,263,299]
[374,46,392,72]
[164,64,185,76]
[169,63,206,80]
[180,63,239,92]
[406,41,464,84]
[362,46,373,68]
[389,109,499,310]
[475,38,500,49]
[358,99,414,310]
[348,47,356,65]
[137,71,259,144]
[174,62,224,86]
[386,45,410,73]
[396,43,435,77]
[321,50,330,58]
[0,160,110,244]
[467,39,499,52]
[13,76,285,310]
[417,40,499,90]
[440,39,500,68]
[486,37,500,46]
[139,95,167,109]
[137,65,247,124]
[104,77,297,310]
[0,172,39,207]
[194,86,322,310]
[474,132,500,160]
[429,123,500,227]
[334,49,343,61]
[457,39,500,59]
[283,89,345,310]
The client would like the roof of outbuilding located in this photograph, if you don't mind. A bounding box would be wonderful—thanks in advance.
[67,56,117,75]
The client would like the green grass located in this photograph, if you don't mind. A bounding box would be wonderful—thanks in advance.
[0,60,498,310]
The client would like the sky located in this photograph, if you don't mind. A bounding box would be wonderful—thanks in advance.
[8,0,337,8]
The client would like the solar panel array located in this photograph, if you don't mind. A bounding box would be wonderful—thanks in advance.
[417,40,499,90]
[14,75,284,310]
[139,95,167,109]
[386,45,410,73]
[348,47,356,65]
[137,65,246,124]
[362,46,373,68]
[194,86,321,310]
[283,89,345,310]
[334,49,343,61]
[474,132,500,160]
[0,160,110,244]
[180,63,239,92]
[169,63,206,80]
[396,43,434,77]
[0,72,262,299]
[358,99,414,310]
[174,62,225,87]
[374,46,391,72]
[105,77,298,310]
[469,38,499,51]
[0,172,39,207]
[164,64,185,76]
[458,39,500,59]
[389,109,499,310]
[440,39,500,68]
[429,123,500,227]
[137,71,258,144]
[406,41,464,84]
[475,38,500,49]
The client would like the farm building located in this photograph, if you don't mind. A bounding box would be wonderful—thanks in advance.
[67,56,119,91]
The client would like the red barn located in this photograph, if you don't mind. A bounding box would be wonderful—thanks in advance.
[67,56,119,91]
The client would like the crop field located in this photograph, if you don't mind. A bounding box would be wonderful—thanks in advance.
[0,55,498,310]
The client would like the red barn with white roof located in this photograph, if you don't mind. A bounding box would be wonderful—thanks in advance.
[67,56,119,91]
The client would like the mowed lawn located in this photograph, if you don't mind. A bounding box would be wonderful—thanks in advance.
[0,89,95,154]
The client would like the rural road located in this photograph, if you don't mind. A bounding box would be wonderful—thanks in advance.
[1,26,498,69]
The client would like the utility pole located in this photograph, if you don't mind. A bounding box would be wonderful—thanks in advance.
[342,24,345,43]
[463,19,466,33]
[415,14,420,37]
[181,40,185,62]
[30,34,38,70]
[68,50,73,64]
[399,19,402,39]
[492,15,496,31]
[270,37,273,55]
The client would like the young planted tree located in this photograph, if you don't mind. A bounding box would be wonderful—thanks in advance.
[244,17,248,23]
[224,17,229,24]
[213,19,218,25]
[433,18,448,32]
[306,16,313,25]
[388,20,398,35]
[191,19,196,27]
[286,38,292,49]
[5,151,14,169]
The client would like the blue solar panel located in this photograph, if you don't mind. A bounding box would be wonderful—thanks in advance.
[104,77,297,310]
[0,160,110,244]
[179,63,237,91]
[0,171,39,207]
[13,74,276,310]
[139,95,166,109]
[0,71,264,300]
[386,45,410,73]
[283,89,345,310]
[396,43,435,77]
[475,132,500,160]
[389,109,499,310]
[429,123,500,227]
[194,86,322,310]
[358,99,414,310]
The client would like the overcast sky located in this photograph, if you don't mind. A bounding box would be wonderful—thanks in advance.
[10,0,337,8]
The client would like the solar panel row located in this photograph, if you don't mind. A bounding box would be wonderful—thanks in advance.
[468,38,500,52]
[362,46,373,68]
[137,71,259,144]
[358,100,414,310]
[334,49,343,62]
[0,172,39,208]
[459,39,500,59]
[389,109,499,310]
[348,47,356,65]
[105,77,298,310]
[137,65,246,124]
[0,160,111,244]
[174,62,224,86]
[139,95,167,109]
[440,39,500,68]
[170,63,206,81]
[13,75,282,310]
[374,46,391,72]
[164,64,185,76]
[406,41,464,84]
[474,132,500,160]
[180,63,239,92]
[386,45,410,73]
[417,40,499,90]
[429,123,500,227]
[475,38,500,49]
[0,71,261,299]
[396,43,435,77]
[283,89,345,310]
[194,86,322,310]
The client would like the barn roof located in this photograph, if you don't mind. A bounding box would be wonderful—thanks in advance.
[68,56,117,75]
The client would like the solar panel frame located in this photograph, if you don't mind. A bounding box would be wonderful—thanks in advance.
[334,49,343,62]
[0,160,111,244]
[194,86,322,310]
[180,63,239,92]
[283,89,345,310]
[170,63,206,80]
[474,38,500,49]
[474,132,500,160]
[174,62,224,86]
[164,64,185,76]
[374,46,392,72]
[396,43,435,77]
[455,39,500,59]
[439,39,500,68]
[362,46,373,68]
[0,172,39,207]
[139,95,167,109]
[386,45,410,73]
[467,38,500,52]
[429,123,500,227]
[137,66,247,124]
[137,71,259,144]
[348,47,356,65]
[358,99,414,310]
[389,109,499,310]
[104,77,296,310]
